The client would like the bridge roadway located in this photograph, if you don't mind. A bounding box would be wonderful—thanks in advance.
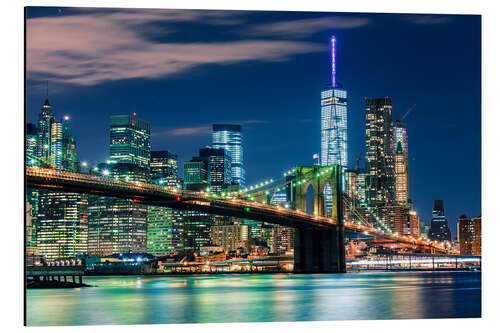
[26,167,452,254]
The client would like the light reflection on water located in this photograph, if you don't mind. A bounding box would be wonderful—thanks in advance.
[26,271,481,326]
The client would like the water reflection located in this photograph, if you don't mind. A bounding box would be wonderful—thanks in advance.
[26,271,481,326]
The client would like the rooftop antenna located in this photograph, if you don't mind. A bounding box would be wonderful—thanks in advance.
[331,35,336,88]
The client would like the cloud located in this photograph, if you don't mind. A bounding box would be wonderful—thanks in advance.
[152,119,269,137]
[26,9,327,86]
[152,126,211,137]
[403,15,454,25]
[246,16,371,38]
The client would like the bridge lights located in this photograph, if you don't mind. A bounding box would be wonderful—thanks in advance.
[176,196,181,201]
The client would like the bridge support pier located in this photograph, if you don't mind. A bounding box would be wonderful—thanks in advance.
[294,226,346,273]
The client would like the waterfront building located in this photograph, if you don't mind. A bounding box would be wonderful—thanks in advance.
[36,98,54,165]
[210,224,251,253]
[87,163,149,256]
[268,225,294,255]
[458,215,481,255]
[212,124,245,186]
[34,104,88,260]
[364,97,396,211]
[109,114,151,169]
[88,114,151,257]
[36,191,88,259]
[147,151,184,256]
[428,200,452,242]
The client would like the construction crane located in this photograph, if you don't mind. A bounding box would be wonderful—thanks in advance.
[401,103,416,121]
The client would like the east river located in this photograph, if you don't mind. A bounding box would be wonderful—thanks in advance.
[26,271,481,326]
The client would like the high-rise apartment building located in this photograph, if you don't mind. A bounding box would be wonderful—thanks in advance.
[458,215,481,255]
[150,150,178,185]
[212,124,245,186]
[428,200,452,242]
[364,97,396,209]
[26,123,38,165]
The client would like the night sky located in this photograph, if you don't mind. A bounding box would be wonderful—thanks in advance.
[25,7,481,236]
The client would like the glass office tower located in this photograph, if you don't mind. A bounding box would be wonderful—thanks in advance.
[147,150,184,256]
[428,200,452,242]
[320,35,348,170]
[212,124,245,186]
[109,114,151,169]
[36,98,54,164]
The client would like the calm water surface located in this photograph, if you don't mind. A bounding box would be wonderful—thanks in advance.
[26,271,481,326]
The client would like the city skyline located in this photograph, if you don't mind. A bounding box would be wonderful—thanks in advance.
[26,7,481,236]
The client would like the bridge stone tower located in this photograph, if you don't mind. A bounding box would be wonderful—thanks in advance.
[293,165,346,273]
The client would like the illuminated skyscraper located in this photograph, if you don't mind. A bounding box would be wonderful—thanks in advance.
[393,120,409,208]
[321,35,347,170]
[199,147,232,194]
[212,124,245,186]
[458,215,481,255]
[36,98,54,164]
[87,163,149,256]
[26,123,38,166]
[34,102,88,260]
[88,114,151,256]
[428,200,452,242]
[109,114,151,169]
[147,151,184,256]
[364,97,395,209]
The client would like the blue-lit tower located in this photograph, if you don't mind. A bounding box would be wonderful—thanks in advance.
[212,124,245,186]
[320,35,348,171]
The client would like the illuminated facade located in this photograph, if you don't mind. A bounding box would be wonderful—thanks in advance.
[26,123,38,166]
[36,98,54,164]
[87,163,149,256]
[394,142,409,207]
[50,117,79,171]
[183,160,208,190]
[199,147,232,194]
[428,200,452,242]
[150,150,178,185]
[458,215,481,255]
[109,114,151,169]
[147,151,184,256]
[210,224,251,253]
[393,120,410,208]
[364,97,395,210]
[36,191,88,259]
[212,124,245,186]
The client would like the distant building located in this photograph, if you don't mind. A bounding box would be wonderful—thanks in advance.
[150,150,178,185]
[109,114,151,169]
[458,215,481,255]
[268,225,294,255]
[88,114,151,257]
[199,147,232,194]
[34,104,88,260]
[36,98,54,164]
[26,123,38,166]
[381,205,406,235]
[147,151,184,256]
[428,200,452,242]
[212,124,245,186]
[183,160,208,191]
[210,224,251,253]
[364,97,395,211]
[87,163,149,256]
[394,140,409,208]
